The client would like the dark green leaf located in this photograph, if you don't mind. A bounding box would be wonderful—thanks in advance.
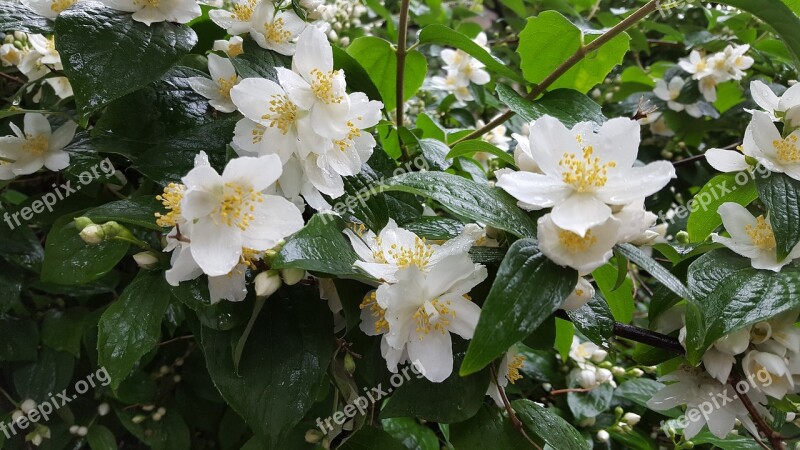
[615,378,666,409]
[687,172,757,242]
[342,164,390,232]
[462,239,576,375]
[592,263,634,324]
[87,425,118,450]
[381,418,439,450]
[230,39,291,80]
[272,214,362,278]
[755,171,800,260]
[55,1,197,121]
[382,171,537,238]
[616,243,692,300]
[0,2,53,33]
[0,317,38,362]
[496,85,606,128]
[98,271,172,389]
[565,293,614,346]
[41,308,95,357]
[339,427,407,450]
[511,400,589,450]
[86,196,163,231]
[567,382,613,420]
[13,348,75,403]
[418,138,452,171]
[403,216,465,240]
[447,140,515,166]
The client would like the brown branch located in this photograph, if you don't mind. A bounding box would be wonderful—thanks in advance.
[492,365,542,450]
[395,0,411,160]
[548,387,594,396]
[729,375,784,450]
[451,0,660,147]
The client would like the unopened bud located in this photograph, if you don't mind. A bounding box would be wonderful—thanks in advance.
[76,427,88,437]
[12,410,24,423]
[305,429,323,443]
[79,224,105,244]
[590,349,608,363]
[344,353,356,375]
[133,252,159,269]
[611,366,626,376]
[69,425,79,435]
[14,31,26,41]
[596,430,610,442]
[20,399,36,414]
[73,216,94,231]
[676,231,689,244]
[255,270,282,298]
[623,412,641,426]
[577,369,597,389]
[131,415,146,424]
[629,368,644,377]
[578,416,595,427]
[97,403,110,416]
[281,268,305,286]
[596,368,613,384]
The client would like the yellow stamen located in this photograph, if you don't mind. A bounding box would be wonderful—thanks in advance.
[264,17,291,44]
[214,182,265,231]
[217,75,238,100]
[262,94,297,135]
[745,215,776,251]
[559,144,616,192]
[388,236,435,269]
[558,229,598,253]
[412,298,455,339]
[310,68,344,104]
[23,134,49,155]
[359,291,389,334]
[50,0,76,13]
[232,0,257,21]
[155,183,186,228]
[774,134,800,163]
[507,355,525,384]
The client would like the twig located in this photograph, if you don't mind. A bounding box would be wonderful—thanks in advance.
[451,0,660,147]
[548,387,594,396]
[491,365,542,450]
[729,375,784,450]
[395,0,412,160]
[156,335,194,347]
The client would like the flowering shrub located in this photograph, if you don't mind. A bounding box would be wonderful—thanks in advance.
[2,0,800,449]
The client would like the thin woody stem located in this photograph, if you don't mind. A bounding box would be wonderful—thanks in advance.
[396,0,412,160]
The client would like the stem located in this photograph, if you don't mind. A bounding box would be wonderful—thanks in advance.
[491,365,542,450]
[730,375,785,450]
[549,387,594,396]
[395,0,412,160]
[451,0,660,147]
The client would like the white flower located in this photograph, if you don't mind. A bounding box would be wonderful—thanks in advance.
[766,310,800,354]
[750,80,800,126]
[537,214,619,275]
[698,76,718,102]
[496,115,674,236]
[213,36,244,58]
[345,220,481,283]
[712,202,800,272]
[0,113,75,179]
[431,72,473,104]
[275,27,350,138]
[679,50,712,79]
[647,369,762,439]
[188,54,241,113]
[43,77,73,99]
[440,32,490,86]
[254,270,281,298]
[653,76,702,117]
[561,277,594,311]
[249,0,306,55]
[179,154,304,276]
[0,43,26,67]
[569,336,600,365]
[622,412,641,426]
[22,0,78,18]
[511,131,540,172]
[372,254,487,382]
[103,0,200,25]
[723,44,753,80]
[486,346,525,406]
[18,49,50,81]
[596,430,610,442]
[480,121,511,151]
[613,199,659,244]
[742,350,795,399]
[702,326,751,383]
[209,0,257,35]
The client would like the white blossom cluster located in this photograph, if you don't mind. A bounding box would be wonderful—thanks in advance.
[0,31,72,101]
[431,32,491,104]
[313,0,368,46]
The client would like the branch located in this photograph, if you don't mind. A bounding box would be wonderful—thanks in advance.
[491,365,542,450]
[729,375,785,450]
[451,0,660,147]
[395,0,412,160]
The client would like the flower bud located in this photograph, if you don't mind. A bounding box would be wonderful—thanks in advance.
[281,268,305,286]
[344,353,356,375]
[305,429,323,443]
[578,416,595,427]
[596,430,610,442]
[590,349,608,363]
[77,427,88,437]
[69,425,79,435]
[14,31,26,41]
[629,368,644,377]
[20,399,37,414]
[596,368,613,384]
[12,410,24,423]
[4,34,13,44]
[80,224,105,244]
[97,403,110,416]
[622,412,641,426]
[133,252,159,269]
[577,369,597,389]
[131,415,146,424]
[30,434,43,446]
[676,230,690,244]
[611,366,626,377]
[255,270,282,298]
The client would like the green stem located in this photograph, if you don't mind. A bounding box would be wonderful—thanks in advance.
[450,0,660,147]
[396,0,412,160]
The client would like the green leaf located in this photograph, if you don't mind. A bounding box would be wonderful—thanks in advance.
[511,400,589,450]
[41,214,129,285]
[87,426,118,450]
[13,348,75,403]
[98,271,172,389]
[567,382,613,420]
[41,308,94,357]
[462,239,577,375]
[718,0,800,69]
[340,427,407,450]
[517,11,629,93]
[403,216,464,240]
[55,1,197,122]
[0,317,39,362]
[495,85,606,128]
[272,214,362,277]
[755,171,800,260]
[333,45,383,103]
[417,24,524,82]
[690,431,765,450]
[85,196,163,231]
[341,164,390,232]
[592,263,634,324]
[418,137,452,170]
[447,140,515,166]
[381,418,439,450]
[616,243,692,300]
[685,249,800,364]
[381,340,490,423]
[687,172,757,242]
[115,406,191,450]
[346,36,427,111]
[450,405,531,449]
[565,294,614,346]
[381,171,537,238]
[229,39,291,80]
[616,378,666,409]
[0,2,53,33]
[200,287,333,447]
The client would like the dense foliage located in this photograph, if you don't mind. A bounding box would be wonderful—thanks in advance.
[2,0,800,449]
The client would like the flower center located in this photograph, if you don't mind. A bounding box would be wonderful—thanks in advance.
[227,42,243,58]
[233,0,257,21]
[745,215,776,251]
[360,291,389,334]
[774,134,800,163]
[412,298,454,339]
[133,0,159,7]
[558,229,598,253]
[217,75,238,100]
[51,0,76,13]
[214,182,264,231]
[333,120,363,152]
[23,134,48,155]
[250,123,265,144]
[155,182,186,228]
[310,69,345,104]
[506,354,525,384]
[240,247,263,269]
[264,17,292,44]
[262,94,298,134]
[559,145,616,192]
[387,236,434,269]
